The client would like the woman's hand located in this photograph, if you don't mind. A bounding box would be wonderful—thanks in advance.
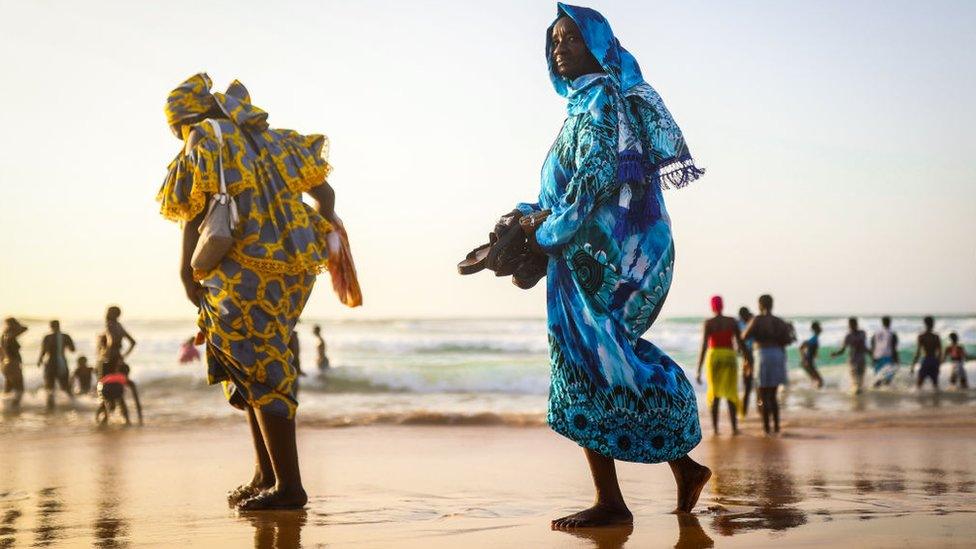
[182,276,205,308]
[520,210,551,253]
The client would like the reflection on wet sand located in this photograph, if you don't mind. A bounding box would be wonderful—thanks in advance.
[707,438,807,535]
[94,441,128,549]
[550,514,715,549]
[674,514,714,549]
[0,507,21,549]
[33,487,66,547]
[241,510,307,549]
[552,523,633,549]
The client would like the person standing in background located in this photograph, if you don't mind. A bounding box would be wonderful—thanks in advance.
[313,325,330,371]
[911,316,942,391]
[103,306,142,423]
[696,296,747,435]
[798,321,824,388]
[737,307,755,416]
[870,316,900,387]
[1,318,28,407]
[178,337,201,364]
[832,317,868,394]
[945,332,968,389]
[38,320,76,409]
[742,295,793,435]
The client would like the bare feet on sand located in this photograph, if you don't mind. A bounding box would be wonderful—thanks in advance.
[670,458,712,513]
[551,503,634,529]
[227,477,274,508]
[237,486,308,511]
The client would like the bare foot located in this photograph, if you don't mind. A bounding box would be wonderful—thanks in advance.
[671,459,711,513]
[227,477,274,508]
[237,486,308,511]
[551,503,633,529]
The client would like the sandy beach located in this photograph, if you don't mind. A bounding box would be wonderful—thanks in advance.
[1,410,974,548]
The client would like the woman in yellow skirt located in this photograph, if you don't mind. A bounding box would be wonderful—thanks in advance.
[158,74,358,510]
[696,296,748,435]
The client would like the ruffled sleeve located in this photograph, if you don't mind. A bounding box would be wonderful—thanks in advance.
[156,130,221,223]
[535,85,619,254]
[270,129,333,193]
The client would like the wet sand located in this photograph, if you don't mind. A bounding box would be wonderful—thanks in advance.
[0,420,974,548]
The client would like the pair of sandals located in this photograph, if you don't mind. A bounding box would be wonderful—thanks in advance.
[458,209,550,290]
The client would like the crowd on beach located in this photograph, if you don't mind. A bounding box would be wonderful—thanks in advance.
[1,307,143,424]
[1,310,334,424]
[696,293,971,436]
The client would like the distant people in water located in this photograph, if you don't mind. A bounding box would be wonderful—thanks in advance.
[742,294,795,435]
[870,316,900,387]
[38,320,76,410]
[178,336,201,364]
[911,316,942,391]
[103,306,142,424]
[832,317,868,394]
[313,325,330,371]
[945,333,968,389]
[737,307,755,416]
[71,356,95,395]
[798,321,824,388]
[696,296,747,435]
[1,318,28,407]
[96,372,131,425]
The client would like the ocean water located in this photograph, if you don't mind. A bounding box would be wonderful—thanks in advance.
[2,315,974,431]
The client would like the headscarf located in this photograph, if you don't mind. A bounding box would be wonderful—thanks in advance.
[710,295,724,314]
[546,4,704,198]
[164,73,270,138]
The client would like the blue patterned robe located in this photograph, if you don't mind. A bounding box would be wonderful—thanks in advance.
[518,3,704,463]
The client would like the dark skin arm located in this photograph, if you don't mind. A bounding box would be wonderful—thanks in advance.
[911,334,922,373]
[307,182,337,223]
[741,317,757,342]
[696,320,710,384]
[831,335,849,358]
[892,333,899,364]
[37,335,48,367]
[181,212,206,307]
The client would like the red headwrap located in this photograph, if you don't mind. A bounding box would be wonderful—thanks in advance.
[710,295,723,314]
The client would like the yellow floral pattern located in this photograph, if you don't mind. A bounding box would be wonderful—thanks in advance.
[157,74,335,418]
[198,257,313,419]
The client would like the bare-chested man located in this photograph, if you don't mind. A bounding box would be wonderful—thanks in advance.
[911,316,942,391]
[38,320,76,409]
[103,306,142,423]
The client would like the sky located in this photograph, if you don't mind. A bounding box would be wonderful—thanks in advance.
[0,0,973,321]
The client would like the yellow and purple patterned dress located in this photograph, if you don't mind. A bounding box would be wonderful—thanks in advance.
[157,74,333,419]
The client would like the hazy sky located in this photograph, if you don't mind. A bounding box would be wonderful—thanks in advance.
[1,0,973,321]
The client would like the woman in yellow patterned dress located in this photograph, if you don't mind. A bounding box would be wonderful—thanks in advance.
[158,73,341,510]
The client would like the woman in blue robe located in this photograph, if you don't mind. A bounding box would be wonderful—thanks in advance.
[518,4,711,527]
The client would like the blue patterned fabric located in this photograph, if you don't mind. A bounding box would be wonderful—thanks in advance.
[518,3,704,463]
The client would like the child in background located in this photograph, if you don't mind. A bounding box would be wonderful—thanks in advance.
[946,333,969,389]
[96,372,131,425]
[178,336,201,364]
[71,356,95,395]
[799,321,824,388]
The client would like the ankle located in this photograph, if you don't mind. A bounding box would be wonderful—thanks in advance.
[252,472,274,488]
[594,499,630,513]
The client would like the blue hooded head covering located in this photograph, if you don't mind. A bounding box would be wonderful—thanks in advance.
[546,3,704,190]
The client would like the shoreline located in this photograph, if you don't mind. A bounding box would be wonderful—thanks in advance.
[0,422,974,547]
